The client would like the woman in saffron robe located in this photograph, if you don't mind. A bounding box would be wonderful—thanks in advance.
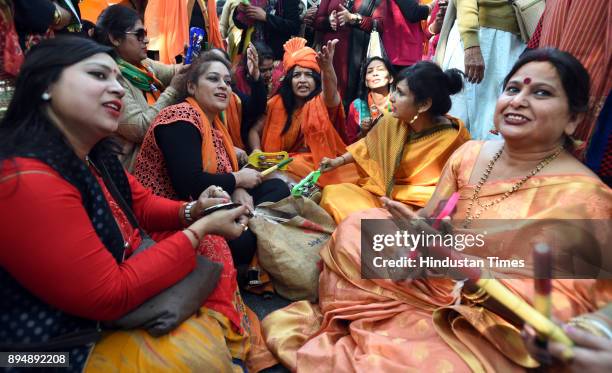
[249,37,358,186]
[319,61,470,223]
[261,49,612,372]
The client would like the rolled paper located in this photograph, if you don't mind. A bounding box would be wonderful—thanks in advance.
[533,243,552,318]
[260,158,293,176]
[476,277,572,346]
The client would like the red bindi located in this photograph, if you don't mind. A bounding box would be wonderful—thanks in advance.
[523,77,532,84]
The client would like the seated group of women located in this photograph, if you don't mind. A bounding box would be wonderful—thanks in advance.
[0,5,611,372]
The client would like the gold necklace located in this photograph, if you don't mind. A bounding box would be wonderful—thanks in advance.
[463,145,563,228]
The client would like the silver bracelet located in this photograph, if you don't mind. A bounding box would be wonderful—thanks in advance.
[184,201,197,223]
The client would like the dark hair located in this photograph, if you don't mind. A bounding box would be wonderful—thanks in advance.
[178,51,233,102]
[93,5,141,47]
[278,66,322,134]
[209,48,232,64]
[0,36,117,161]
[394,61,463,116]
[503,48,590,115]
[252,41,274,62]
[358,56,395,100]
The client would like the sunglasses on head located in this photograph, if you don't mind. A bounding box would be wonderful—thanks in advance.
[125,28,147,42]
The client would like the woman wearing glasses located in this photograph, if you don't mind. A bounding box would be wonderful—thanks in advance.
[93,5,188,171]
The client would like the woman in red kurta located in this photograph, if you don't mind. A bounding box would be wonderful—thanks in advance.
[0,36,255,372]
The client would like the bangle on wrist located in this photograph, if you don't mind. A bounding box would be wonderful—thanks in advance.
[185,227,201,241]
[184,201,197,223]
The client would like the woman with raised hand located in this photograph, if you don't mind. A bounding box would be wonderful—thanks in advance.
[262,48,612,372]
[93,5,188,171]
[0,36,254,372]
[134,51,289,269]
[320,61,469,223]
[249,37,358,187]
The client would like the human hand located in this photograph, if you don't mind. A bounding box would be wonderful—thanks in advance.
[522,323,612,372]
[245,5,267,22]
[246,43,260,81]
[316,39,339,70]
[234,168,262,189]
[319,156,343,172]
[235,146,249,166]
[464,46,485,84]
[329,10,338,31]
[232,187,255,210]
[198,205,251,239]
[191,185,231,216]
[337,5,355,27]
[304,6,318,27]
[169,64,190,90]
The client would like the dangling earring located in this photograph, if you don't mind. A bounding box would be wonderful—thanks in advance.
[409,113,419,125]
[41,92,51,101]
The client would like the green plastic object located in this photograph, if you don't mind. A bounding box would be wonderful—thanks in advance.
[291,169,321,197]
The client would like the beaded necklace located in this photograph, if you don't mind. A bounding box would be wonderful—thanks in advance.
[463,145,563,228]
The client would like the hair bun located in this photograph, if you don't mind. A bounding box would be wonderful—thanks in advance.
[443,68,464,95]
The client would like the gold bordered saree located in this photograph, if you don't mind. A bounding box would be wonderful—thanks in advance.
[263,141,612,372]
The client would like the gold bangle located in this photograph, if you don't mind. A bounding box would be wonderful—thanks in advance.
[568,317,612,340]
[463,287,487,302]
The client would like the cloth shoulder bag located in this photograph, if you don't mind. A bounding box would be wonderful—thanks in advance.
[98,161,223,337]
[509,0,545,42]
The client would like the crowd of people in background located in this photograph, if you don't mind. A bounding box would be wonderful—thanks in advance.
[0,0,611,372]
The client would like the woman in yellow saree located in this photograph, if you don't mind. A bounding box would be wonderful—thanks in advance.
[319,62,470,223]
[262,49,612,372]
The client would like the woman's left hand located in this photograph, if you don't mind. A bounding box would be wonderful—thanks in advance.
[232,188,255,210]
[235,147,249,166]
[246,43,260,81]
[316,39,339,70]
[522,324,612,372]
[191,185,232,218]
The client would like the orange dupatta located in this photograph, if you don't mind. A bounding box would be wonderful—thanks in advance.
[185,97,239,172]
[223,93,245,149]
[145,0,189,64]
[261,94,346,164]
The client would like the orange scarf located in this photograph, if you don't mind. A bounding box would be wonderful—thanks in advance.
[223,93,245,149]
[186,97,238,172]
[262,95,346,164]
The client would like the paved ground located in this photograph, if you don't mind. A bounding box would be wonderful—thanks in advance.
[241,291,292,373]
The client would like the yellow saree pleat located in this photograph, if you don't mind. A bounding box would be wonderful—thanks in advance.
[85,307,248,373]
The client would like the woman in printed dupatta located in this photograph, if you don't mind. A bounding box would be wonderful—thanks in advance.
[248,37,358,187]
[319,61,470,223]
[93,5,188,171]
[135,50,289,267]
[343,56,395,144]
[262,49,612,372]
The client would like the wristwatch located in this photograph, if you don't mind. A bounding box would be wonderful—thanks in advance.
[351,14,363,26]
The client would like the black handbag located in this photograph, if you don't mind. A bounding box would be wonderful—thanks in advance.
[98,161,223,337]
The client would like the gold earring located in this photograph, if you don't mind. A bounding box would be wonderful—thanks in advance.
[409,113,419,124]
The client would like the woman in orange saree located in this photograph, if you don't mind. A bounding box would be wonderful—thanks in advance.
[261,49,612,372]
[319,62,470,223]
[249,37,358,187]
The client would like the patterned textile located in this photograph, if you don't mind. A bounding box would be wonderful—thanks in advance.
[133,102,246,332]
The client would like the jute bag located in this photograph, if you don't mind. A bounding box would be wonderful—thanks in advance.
[249,196,336,301]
